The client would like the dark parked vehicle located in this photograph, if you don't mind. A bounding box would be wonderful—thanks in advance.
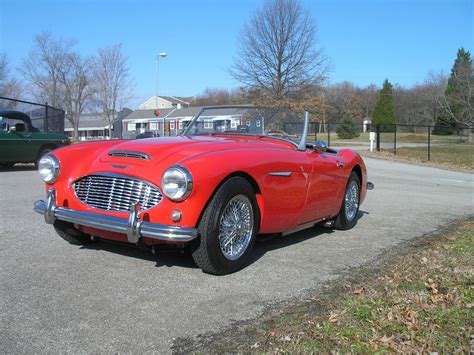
[136,131,160,139]
[0,110,70,167]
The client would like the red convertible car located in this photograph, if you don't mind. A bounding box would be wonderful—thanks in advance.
[34,107,373,275]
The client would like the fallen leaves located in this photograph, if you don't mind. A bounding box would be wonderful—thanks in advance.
[237,221,474,353]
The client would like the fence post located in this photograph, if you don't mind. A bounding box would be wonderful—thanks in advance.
[45,103,49,132]
[327,123,331,147]
[394,124,397,155]
[376,124,380,151]
[428,125,431,161]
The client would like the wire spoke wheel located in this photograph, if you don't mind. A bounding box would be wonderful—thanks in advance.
[344,180,359,222]
[218,194,254,260]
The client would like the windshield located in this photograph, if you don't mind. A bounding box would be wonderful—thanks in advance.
[181,107,308,146]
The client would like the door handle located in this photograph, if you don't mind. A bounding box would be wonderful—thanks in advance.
[336,161,345,168]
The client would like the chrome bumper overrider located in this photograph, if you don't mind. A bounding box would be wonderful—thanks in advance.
[33,188,198,243]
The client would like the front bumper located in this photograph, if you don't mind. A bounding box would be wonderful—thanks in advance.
[33,188,198,243]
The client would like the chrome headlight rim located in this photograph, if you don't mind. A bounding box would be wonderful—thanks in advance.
[161,165,193,202]
[38,154,60,184]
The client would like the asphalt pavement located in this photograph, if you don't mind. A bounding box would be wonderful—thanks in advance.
[0,158,473,353]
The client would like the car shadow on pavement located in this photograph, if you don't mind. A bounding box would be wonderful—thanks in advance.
[247,210,369,268]
[81,241,199,270]
[0,164,36,172]
[80,210,368,273]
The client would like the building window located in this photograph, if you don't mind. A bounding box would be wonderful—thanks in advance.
[170,121,175,129]
[231,120,237,129]
[256,120,261,128]
[204,120,213,129]
[127,122,136,131]
[149,122,158,130]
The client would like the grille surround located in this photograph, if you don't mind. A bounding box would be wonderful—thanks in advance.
[73,173,163,212]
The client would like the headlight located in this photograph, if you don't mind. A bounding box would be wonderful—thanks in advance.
[161,166,193,201]
[38,154,60,184]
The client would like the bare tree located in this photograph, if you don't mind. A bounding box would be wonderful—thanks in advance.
[0,54,22,100]
[20,32,75,108]
[230,0,328,99]
[191,87,245,106]
[20,33,93,140]
[92,44,133,137]
[58,53,94,139]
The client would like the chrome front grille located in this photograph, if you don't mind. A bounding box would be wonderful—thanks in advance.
[74,174,162,212]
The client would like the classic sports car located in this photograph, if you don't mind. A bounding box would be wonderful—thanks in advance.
[34,107,373,275]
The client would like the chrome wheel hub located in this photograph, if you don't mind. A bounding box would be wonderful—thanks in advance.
[218,194,254,261]
[345,180,359,222]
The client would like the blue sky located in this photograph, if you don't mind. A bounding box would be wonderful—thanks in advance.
[0,0,472,108]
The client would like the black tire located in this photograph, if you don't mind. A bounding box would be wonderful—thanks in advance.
[334,171,361,230]
[35,146,55,169]
[53,220,95,245]
[191,177,259,275]
[0,163,15,168]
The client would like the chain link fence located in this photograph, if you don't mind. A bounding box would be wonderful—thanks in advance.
[283,120,473,162]
[0,97,65,133]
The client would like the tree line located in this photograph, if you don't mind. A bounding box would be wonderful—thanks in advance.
[1,0,472,140]
[196,0,473,137]
[0,32,133,139]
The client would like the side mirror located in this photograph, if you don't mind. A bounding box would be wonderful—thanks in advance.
[314,140,328,153]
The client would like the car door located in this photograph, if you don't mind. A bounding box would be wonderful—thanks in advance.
[1,118,34,162]
[298,150,346,224]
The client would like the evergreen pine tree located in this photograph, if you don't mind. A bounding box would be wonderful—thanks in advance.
[434,48,472,135]
[336,111,360,139]
[372,79,395,132]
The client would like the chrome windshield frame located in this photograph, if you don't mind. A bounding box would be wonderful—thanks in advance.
[180,105,309,151]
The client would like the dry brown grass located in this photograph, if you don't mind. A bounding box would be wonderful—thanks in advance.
[180,221,474,353]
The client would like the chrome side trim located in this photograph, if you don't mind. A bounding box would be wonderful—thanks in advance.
[33,189,197,243]
[108,150,151,160]
[268,171,292,177]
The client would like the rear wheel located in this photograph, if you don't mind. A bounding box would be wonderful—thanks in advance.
[334,171,361,230]
[191,177,259,275]
[53,220,95,245]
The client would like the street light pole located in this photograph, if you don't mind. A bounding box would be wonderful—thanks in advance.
[155,52,167,135]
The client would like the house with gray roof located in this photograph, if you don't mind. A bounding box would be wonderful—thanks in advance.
[139,95,192,110]
[120,106,253,139]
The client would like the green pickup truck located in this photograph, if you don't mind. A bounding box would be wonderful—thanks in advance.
[0,110,70,168]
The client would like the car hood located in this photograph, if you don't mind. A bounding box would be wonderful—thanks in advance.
[99,135,294,167]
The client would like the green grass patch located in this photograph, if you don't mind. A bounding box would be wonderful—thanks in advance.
[326,131,469,144]
[366,144,474,170]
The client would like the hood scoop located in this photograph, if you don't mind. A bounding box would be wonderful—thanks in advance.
[108,150,151,160]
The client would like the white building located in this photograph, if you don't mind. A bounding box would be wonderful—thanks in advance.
[139,96,192,110]
[120,107,248,139]
[64,113,111,141]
